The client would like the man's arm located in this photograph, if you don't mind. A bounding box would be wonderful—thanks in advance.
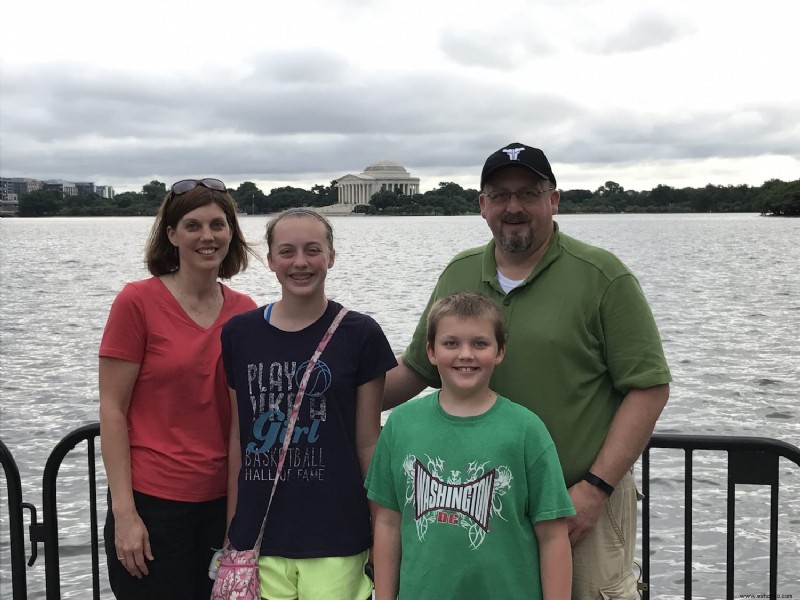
[567,383,669,546]
[383,356,427,410]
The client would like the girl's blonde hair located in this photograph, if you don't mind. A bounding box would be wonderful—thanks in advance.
[265,208,334,253]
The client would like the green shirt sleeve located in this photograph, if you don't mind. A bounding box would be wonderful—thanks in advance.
[365,417,402,511]
[601,273,672,394]
[401,285,444,389]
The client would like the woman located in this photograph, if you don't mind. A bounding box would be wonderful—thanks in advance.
[221,208,396,600]
[99,178,256,599]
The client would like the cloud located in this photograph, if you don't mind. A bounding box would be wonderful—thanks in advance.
[3,52,797,191]
[556,104,800,168]
[584,12,689,54]
[3,52,795,169]
[438,30,554,70]
[1,57,581,182]
[247,50,350,84]
[1,0,798,194]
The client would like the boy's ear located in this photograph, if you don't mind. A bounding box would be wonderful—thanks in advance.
[495,345,506,365]
[426,342,437,365]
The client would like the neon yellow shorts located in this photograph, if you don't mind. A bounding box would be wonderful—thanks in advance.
[258,550,372,600]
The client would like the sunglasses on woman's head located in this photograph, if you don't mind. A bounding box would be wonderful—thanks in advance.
[170,178,227,196]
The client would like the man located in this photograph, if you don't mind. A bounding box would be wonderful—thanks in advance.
[384,142,671,598]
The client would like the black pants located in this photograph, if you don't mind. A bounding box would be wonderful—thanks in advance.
[104,490,226,600]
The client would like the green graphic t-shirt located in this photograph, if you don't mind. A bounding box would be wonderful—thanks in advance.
[366,392,575,600]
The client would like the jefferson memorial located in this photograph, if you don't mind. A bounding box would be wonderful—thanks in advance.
[336,160,420,208]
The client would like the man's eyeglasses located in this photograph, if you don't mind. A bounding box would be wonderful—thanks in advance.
[170,178,227,196]
[485,188,555,204]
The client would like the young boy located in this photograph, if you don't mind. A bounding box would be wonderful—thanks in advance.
[366,292,574,600]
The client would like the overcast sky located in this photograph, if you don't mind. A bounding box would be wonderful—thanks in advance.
[2,0,798,194]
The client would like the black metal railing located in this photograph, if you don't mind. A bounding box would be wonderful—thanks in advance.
[3,427,800,598]
[0,438,28,600]
[39,422,103,600]
[642,433,800,600]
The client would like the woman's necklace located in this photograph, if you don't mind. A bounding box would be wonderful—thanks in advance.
[172,272,222,315]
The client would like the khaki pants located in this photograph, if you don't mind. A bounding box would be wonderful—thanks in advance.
[571,470,639,600]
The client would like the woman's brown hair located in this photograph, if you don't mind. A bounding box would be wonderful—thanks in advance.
[145,185,253,278]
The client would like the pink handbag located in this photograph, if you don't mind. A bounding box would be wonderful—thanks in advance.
[210,307,349,600]
[210,547,262,600]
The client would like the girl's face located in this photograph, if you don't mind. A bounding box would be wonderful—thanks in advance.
[267,216,335,300]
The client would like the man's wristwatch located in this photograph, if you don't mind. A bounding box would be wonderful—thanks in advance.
[583,472,615,496]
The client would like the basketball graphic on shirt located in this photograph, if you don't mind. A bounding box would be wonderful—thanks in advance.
[295,360,332,397]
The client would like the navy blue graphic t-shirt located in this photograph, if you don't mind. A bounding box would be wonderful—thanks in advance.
[221,300,396,557]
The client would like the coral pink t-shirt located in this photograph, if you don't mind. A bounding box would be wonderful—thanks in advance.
[99,277,256,502]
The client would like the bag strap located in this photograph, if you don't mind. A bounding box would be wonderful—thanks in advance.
[251,305,349,550]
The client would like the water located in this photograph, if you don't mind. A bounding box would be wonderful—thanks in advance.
[1,214,799,598]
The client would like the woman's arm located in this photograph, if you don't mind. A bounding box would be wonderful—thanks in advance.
[225,386,242,543]
[98,356,152,578]
[373,505,402,600]
[534,517,572,600]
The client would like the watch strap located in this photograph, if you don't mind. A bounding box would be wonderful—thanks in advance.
[583,472,615,496]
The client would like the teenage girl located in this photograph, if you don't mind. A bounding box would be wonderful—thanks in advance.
[221,208,396,600]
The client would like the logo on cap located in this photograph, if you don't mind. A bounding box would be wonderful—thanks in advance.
[502,147,525,161]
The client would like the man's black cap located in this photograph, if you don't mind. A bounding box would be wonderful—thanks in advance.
[480,143,556,189]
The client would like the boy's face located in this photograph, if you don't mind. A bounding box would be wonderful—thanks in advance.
[427,315,505,397]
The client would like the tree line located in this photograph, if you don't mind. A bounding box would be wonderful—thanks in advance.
[16,180,340,217]
[16,177,800,217]
[366,179,800,216]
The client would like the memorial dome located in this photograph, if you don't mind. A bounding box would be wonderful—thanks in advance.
[364,160,409,174]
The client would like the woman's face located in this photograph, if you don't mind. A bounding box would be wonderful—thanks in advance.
[167,202,232,273]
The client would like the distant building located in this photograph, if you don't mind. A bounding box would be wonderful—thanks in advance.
[0,179,19,215]
[0,195,18,216]
[0,178,12,203]
[96,185,115,199]
[1,178,42,215]
[1,177,42,199]
[0,177,116,213]
[43,180,78,198]
[336,160,420,207]
[75,181,96,198]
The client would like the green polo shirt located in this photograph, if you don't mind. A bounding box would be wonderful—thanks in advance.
[402,223,672,486]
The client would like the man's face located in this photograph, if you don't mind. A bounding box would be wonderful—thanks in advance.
[479,166,559,257]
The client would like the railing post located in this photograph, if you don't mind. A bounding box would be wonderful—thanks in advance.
[684,450,693,600]
[727,450,779,600]
[41,423,102,600]
[0,438,28,600]
[641,447,651,600]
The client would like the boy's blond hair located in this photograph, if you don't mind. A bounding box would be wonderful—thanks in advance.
[426,292,507,350]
